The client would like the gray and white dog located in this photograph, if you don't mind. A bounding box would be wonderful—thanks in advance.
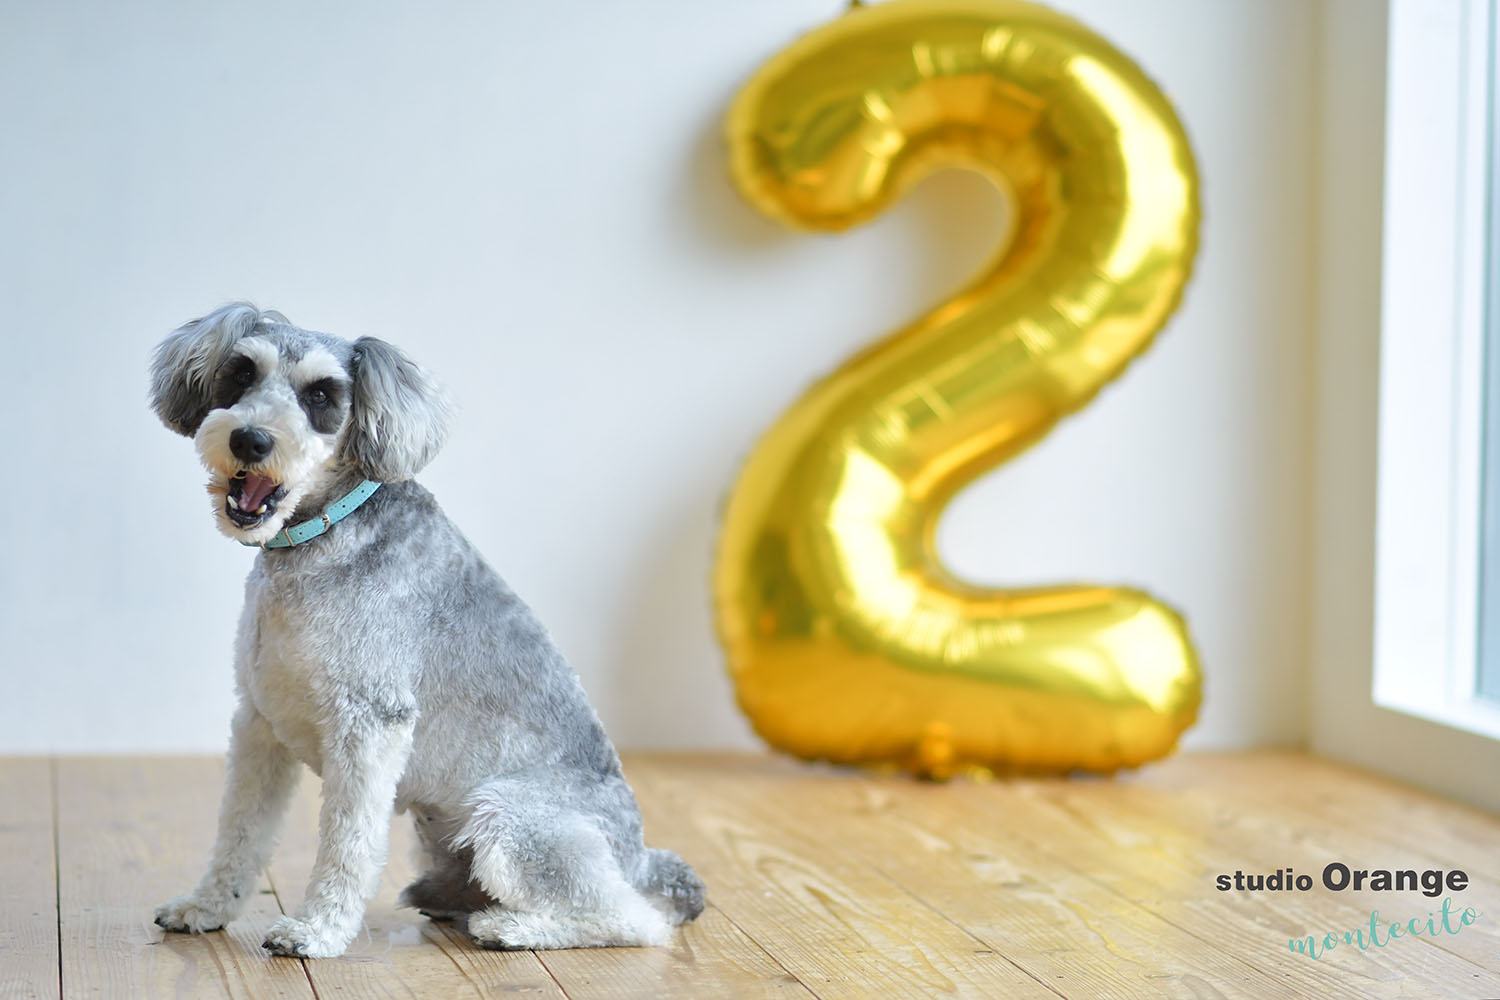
[148,303,703,958]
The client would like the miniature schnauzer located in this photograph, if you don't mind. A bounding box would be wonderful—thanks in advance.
[148,303,703,957]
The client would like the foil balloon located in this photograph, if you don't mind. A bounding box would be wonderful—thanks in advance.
[715,0,1202,776]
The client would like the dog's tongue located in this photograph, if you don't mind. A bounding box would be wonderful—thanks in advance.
[241,472,277,510]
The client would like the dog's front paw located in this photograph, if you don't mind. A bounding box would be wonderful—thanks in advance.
[154,893,233,934]
[262,914,352,958]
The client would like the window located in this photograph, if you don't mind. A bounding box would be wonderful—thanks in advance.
[1309,0,1500,813]
[1373,0,1500,738]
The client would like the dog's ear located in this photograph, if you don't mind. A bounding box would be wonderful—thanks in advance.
[340,337,451,482]
[149,303,264,436]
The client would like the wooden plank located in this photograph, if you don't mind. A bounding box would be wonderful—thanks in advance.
[55,757,314,1000]
[34,749,1500,998]
[981,756,1500,997]
[535,902,813,1000]
[0,758,59,1000]
[623,756,1061,999]
[1148,751,1500,879]
[626,752,1400,1000]
[1112,753,1500,973]
[266,774,567,999]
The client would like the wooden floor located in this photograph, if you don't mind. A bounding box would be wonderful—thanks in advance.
[2,752,1499,999]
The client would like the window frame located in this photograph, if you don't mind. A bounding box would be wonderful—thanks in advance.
[1371,0,1500,741]
[1478,0,1500,701]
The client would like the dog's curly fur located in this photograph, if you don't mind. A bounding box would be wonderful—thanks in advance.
[149,304,704,957]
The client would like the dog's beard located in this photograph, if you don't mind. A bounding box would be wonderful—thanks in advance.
[196,407,337,544]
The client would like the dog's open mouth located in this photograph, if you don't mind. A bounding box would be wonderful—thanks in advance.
[225,470,286,528]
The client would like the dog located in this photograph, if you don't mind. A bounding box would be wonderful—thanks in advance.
[148,303,704,958]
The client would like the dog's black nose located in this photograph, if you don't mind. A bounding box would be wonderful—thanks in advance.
[229,426,275,464]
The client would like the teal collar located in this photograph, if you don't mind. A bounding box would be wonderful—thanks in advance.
[240,480,382,550]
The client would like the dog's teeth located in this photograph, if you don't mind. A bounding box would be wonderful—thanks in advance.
[255,504,268,514]
[227,496,240,509]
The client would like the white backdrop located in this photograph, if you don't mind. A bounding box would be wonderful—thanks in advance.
[0,0,1318,752]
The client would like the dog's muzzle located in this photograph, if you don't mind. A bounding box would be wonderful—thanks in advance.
[223,426,285,529]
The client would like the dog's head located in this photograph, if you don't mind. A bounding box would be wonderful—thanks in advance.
[149,303,450,544]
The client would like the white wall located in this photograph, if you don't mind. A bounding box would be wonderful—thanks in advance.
[0,0,1317,753]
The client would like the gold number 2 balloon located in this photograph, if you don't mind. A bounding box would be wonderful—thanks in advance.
[714,0,1202,776]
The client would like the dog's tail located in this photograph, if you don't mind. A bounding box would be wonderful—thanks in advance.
[638,848,705,925]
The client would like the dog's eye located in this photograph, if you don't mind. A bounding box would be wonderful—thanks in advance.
[233,367,255,387]
[306,388,329,406]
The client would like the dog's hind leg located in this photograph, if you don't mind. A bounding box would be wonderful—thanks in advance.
[463,825,669,950]
[455,780,669,950]
[399,858,496,921]
[398,814,495,921]
[467,900,667,951]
